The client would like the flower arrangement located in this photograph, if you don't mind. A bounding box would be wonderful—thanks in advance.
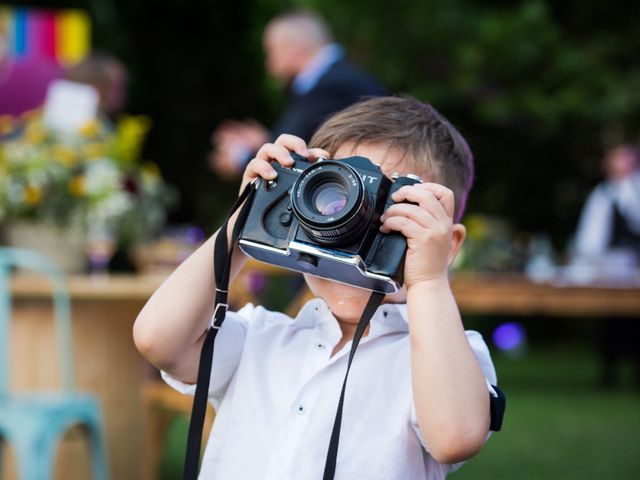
[0,112,175,247]
[452,214,528,272]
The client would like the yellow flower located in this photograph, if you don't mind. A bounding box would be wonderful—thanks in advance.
[79,119,101,137]
[24,185,43,205]
[114,115,151,166]
[24,122,46,144]
[68,175,86,197]
[82,143,107,159]
[141,161,161,178]
[51,145,78,167]
[465,214,488,240]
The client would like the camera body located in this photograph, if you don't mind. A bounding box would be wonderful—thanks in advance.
[238,153,421,293]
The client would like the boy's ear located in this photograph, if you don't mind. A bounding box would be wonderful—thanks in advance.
[448,223,466,266]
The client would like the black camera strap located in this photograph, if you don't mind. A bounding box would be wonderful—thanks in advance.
[322,290,384,480]
[183,182,256,480]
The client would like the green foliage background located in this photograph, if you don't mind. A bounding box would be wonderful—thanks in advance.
[13,0,640,247]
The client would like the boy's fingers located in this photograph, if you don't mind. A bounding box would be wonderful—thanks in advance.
[391,187,446,221]
[392,183,455,219]
[254,143,295,167]
[245,158,277,180]
[274,134,309,156]
[307,148,331,161]
[379,215,423,239]
[420,183,455,218]
[381,203,436,229]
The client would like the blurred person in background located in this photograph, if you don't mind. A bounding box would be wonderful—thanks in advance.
[64,51,128,122]
[208,9,387,180]
[574,144,640,266]
[573,144,640,388]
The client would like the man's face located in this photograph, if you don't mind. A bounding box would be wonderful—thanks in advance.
[606,147,639,181]
[263,26,298,83]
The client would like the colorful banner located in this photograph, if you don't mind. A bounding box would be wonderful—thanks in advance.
[0,5,90,66]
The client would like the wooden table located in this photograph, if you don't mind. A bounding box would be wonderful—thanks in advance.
[7,273,168,480]
[5,270,640,479]
[450,273,640,318]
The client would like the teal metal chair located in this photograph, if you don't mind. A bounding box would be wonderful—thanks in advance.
[0,247,109,480]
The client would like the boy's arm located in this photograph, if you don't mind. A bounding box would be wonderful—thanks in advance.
[406,280,490,464]
[133,135,328,384]
[133,225,247,384]
[380,183,490,464]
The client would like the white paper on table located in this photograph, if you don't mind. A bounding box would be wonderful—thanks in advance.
[42,79,99,134]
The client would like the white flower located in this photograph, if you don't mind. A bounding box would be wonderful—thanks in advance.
[89,191,133,224]
[84,159,123,197]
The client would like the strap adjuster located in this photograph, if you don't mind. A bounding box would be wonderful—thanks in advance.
[211,302,229,329]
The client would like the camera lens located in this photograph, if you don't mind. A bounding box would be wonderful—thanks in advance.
[291,161,373,246]
[311,183,348,216]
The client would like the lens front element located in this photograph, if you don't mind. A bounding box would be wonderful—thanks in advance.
[311,182,348,216]
[291,161,373,246]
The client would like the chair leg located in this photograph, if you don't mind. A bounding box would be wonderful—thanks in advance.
[85,420,110,480]
[0,436,4,475]
[14,434,54,480]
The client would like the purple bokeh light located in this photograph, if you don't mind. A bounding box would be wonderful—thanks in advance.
[185,226,206,246]
[492,322,526,351]
[248,271,266,295]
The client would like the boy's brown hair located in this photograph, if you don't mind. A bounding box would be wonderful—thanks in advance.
[310,96,474,222]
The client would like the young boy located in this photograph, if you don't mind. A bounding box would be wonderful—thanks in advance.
[134,96,499,479]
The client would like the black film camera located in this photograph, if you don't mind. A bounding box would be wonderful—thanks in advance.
[238,153,421,293]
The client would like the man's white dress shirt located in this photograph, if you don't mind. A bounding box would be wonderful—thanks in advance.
[292,43,344,95]
[163,298,497,480]
[575,171,640,257]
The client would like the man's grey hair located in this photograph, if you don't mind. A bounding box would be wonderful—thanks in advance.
[267,10,333,52]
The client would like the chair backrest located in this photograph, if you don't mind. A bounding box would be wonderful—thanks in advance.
[0,246,75,396]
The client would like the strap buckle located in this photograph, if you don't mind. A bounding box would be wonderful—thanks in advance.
[211,302,229,330]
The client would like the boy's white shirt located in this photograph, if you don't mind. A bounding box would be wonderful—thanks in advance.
[163,297,498,480]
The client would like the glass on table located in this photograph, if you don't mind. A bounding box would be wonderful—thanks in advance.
[85,223,116,277]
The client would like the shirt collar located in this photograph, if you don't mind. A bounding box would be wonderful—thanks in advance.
[295,297,409,341]
[292,43,344,96]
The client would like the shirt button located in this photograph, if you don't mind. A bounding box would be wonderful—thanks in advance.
[315,342,326,350]
[296,403,306,415]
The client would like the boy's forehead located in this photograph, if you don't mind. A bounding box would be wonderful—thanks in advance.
[333,142,428,180]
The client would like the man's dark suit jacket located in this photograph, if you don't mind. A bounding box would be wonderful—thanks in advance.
[270,58,388,143]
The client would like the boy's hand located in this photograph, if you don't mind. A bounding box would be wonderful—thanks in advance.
[379,182,464,287]
[239,134,330,193]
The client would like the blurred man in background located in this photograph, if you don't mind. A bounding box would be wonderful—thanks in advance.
[64,52,128,121]
[573,144,640,388]
[574,144,640,266]
[208,9,387,179]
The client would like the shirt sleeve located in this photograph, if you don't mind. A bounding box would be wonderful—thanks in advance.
[574,185,613,257]
[465,330,498,389]
[161,303,255,405]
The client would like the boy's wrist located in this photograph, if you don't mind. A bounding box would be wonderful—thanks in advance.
[406,274,450,295]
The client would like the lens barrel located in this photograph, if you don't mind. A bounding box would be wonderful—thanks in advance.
[291,161,373,246]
